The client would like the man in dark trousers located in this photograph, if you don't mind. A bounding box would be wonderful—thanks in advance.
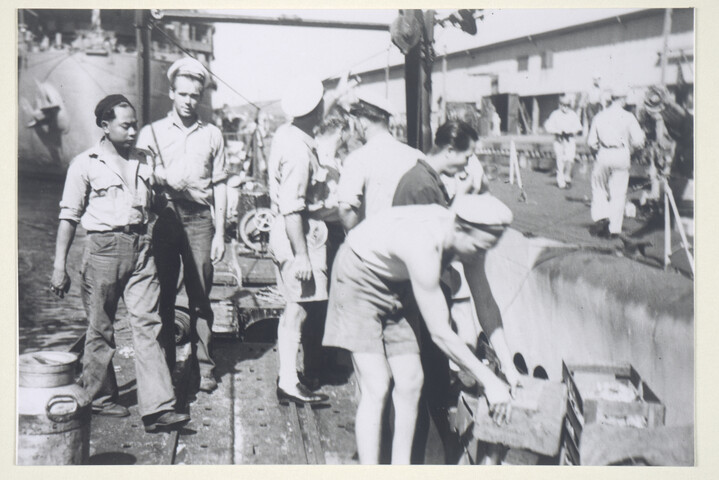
[136,57,228,394]
[392,120,492,463]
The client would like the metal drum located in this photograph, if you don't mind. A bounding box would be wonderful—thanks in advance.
[17,351,91,465]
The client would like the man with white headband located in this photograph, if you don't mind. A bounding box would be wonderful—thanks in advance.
[323,194,521,464]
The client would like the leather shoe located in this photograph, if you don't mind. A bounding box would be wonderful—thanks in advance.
[143,411,191,433]
[199,375,218,393]
[588,219,610,238]
[276,381,329,405]
[92,403,130,417]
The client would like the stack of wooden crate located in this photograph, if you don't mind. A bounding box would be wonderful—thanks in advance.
[560,362,666,465]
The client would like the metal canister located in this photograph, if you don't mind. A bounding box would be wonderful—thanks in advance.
[17,351,91,465]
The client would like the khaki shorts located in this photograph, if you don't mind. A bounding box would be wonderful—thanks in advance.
[322,243,420,357]
[269,216,328,303]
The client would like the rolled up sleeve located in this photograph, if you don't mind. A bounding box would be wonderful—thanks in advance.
[277,152,311,215]
[58,156,89,223]
[211,128,229,184]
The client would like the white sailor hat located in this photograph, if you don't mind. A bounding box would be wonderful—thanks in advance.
[167,57,208,85]
[451,194,513,228]
[352,92,396,118]
[607,84,630,100]
[281,76,325,118]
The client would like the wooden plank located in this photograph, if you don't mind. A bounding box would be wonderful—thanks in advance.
[300,404,325,464]
[288,402,309,464]
[231,343,307,464]
[174,340,234,465]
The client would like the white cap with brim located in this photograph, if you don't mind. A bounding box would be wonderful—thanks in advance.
[281,76,324,118]
[451,194,513,227]
[167,57,208,85]
[354,92,396,118]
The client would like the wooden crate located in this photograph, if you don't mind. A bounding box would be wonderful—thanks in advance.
[560,362,665,465]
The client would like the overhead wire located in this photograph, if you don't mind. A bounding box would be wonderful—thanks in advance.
[148,19,262,111]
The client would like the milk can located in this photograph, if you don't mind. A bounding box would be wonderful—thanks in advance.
[17,351,91,465]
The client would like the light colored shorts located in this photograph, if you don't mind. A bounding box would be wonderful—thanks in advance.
[269,216,328,303]
[322,243,420,357]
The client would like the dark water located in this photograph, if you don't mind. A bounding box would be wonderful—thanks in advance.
[18,175,90,353]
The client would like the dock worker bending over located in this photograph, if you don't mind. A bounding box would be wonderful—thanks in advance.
[136,57,228,394]
[50,95,190,433]
[323,195,520,464]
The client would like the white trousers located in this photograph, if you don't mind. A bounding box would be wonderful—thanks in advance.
[553,140,576,188]
[591,148,631,234]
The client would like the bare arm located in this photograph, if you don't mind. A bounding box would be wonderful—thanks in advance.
[463,254,521,388]
[285,212,312,281]
[338,202,360,231]
[211,181,227,263]
[405,249,512,423]
[50,219,77,298]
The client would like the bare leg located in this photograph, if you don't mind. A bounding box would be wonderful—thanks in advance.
[387,353,424,464]
[352,352,392,464]
[277,301,308,390]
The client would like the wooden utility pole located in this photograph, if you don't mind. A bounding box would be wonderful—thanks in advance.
[405,9,435,153]
[135,10,152,126]
[660,8,673,86]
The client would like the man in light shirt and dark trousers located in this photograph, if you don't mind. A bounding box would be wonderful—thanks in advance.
[136,57,228,394]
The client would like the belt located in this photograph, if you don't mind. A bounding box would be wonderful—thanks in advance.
[87,224,147,235]
[168,198,211,213]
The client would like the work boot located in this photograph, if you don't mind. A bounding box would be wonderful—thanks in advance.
[143,411,191,433]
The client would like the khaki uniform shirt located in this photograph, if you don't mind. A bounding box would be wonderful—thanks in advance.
[136,110,228,207]
[59,138,154,231]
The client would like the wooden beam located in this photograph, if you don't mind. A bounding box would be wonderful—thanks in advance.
[157,10,389,31]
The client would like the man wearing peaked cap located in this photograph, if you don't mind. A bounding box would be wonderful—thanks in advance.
[323,195,521,464]
[267,75,335,405]
[136,55,228,395]
[338,91,424,230]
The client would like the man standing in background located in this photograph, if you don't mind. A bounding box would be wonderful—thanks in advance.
[337,93,424,230]
[136,56,228,394]
[267,76,332,404]
[545,95,583,189]
[587,87,645,238]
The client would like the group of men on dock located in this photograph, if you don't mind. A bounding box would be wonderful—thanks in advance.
[48,55,523,463]
[50,52,689,463]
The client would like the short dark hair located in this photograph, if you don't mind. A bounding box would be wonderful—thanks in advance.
[95,94,135,127]
[434,120,478,152]
[350,101,390,125]
[317,108,350,135]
